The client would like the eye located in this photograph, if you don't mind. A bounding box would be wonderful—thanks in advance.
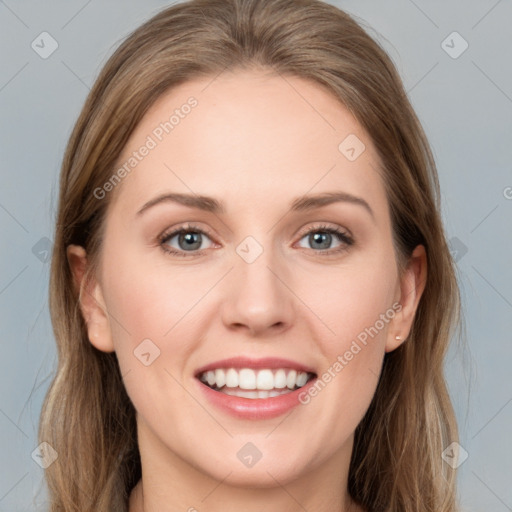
[158,222,354,258]
[159,223,215,257]
[295,224,354,255]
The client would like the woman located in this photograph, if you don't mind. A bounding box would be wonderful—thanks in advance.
[38,0,463,510]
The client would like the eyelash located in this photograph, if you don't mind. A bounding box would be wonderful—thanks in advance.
[158,222,355,258]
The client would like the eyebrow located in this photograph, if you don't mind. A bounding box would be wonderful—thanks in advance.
[136,191,374,220]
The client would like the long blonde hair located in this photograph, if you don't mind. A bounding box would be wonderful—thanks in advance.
[39,0,463,510]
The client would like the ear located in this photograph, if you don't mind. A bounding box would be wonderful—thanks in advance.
[66,244,115,353]
[385,244,427,353]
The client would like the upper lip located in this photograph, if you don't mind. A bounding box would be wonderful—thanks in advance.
[195,356,317,377]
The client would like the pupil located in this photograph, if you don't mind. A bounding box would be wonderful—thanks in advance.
[180,232,201,250]
[311,232,331,249]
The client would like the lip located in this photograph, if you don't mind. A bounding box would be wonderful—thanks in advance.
[196,375,318,420]
[194,356,318,420]
[194,356,316,377]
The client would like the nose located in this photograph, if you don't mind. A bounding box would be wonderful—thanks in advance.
[220,242,295,338]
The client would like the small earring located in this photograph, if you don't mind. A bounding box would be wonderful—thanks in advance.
[395,335,402,340]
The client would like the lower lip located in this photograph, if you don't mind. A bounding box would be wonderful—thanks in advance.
[196,377,317,420]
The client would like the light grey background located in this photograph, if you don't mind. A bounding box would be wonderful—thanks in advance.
[0,1,511,511]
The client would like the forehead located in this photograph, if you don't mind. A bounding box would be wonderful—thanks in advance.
[108,69,387,219]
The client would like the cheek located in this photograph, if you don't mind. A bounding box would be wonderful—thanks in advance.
[102,247,212,347]
[300,254,397,345]
[100,251,204,421]
[299,253,396,405]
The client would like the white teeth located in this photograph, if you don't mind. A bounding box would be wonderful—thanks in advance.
[225,368,239,388]
[206,371,216,387]
[256,369,274,390]
[286,370,297,389]
[239,369,256,389]
[296,371,308,387]
[215,369,226,388]
[274,369,287,388]
[199,367,312,392]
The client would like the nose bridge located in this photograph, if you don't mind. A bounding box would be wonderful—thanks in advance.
[235,233,285,305]
[221,233,294,334]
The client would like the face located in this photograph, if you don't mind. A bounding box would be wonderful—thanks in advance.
[69,68,425,489]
